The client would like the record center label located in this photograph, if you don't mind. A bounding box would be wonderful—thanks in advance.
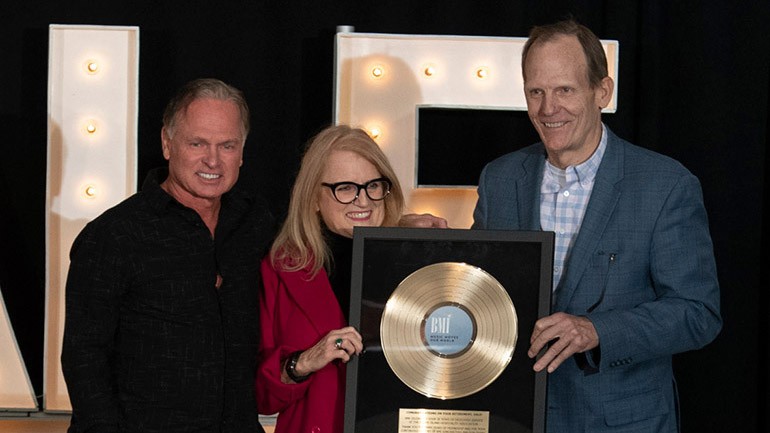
[422,304,476,357]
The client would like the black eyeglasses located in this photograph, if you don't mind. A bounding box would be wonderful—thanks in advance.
[321,177,392,204]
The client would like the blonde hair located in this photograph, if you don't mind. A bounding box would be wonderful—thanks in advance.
[270,124,405,277]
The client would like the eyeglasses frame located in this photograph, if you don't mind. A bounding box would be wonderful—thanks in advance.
[320,177,392,204]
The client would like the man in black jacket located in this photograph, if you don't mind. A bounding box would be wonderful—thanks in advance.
[62,78,274,433]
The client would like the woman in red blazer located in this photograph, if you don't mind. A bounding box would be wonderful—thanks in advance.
[257,125,406,433]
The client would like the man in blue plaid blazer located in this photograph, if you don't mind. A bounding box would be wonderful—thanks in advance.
[473,20,721,432]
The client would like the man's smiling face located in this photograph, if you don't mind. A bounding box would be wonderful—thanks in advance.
[160,97,244,208]
[523,34,612,168]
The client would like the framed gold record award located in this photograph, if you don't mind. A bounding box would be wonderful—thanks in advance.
[345,227,553,433]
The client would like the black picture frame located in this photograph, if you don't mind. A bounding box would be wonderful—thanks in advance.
[345,227,553,433]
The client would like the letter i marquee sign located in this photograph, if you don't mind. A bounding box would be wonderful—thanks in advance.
[0,24,138,414]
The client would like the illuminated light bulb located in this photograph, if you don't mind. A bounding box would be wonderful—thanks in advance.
[368,126,382,140]
[371,65,384,79]
[84,185,97,198]
[476,67,489,79]
[423,65,435,77]
[86,122,97,134]
[86,60,99,74]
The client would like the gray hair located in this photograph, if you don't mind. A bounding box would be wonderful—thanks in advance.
[162,78,250,139]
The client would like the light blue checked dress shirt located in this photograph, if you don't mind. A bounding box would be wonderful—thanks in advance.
[540,125,608,291]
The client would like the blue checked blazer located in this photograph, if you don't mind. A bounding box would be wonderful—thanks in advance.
[473,127,721,432]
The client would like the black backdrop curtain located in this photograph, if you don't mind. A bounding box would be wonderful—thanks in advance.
[1,1,767,431]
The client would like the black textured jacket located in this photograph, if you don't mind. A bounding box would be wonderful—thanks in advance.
[62,169,274,433]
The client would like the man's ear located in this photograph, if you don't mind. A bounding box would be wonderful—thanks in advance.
[161,127,171,161]
[596,76,614,109]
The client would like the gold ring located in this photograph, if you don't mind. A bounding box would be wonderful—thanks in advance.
[334,338,343,349]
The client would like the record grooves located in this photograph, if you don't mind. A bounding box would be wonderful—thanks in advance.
[380,262,518,399]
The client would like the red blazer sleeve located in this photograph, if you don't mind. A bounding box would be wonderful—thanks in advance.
[256,257,311,414]
[256,255,347,431]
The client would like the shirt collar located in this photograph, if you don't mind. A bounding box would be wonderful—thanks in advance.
[140,167,252,217]
[575,123,607,187]
[542,123,608,191]
[142,167,177,212]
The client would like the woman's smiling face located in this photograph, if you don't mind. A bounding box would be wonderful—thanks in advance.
[317,150,386,238]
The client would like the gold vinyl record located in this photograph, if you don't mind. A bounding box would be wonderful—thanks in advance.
[380,262,518,400]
